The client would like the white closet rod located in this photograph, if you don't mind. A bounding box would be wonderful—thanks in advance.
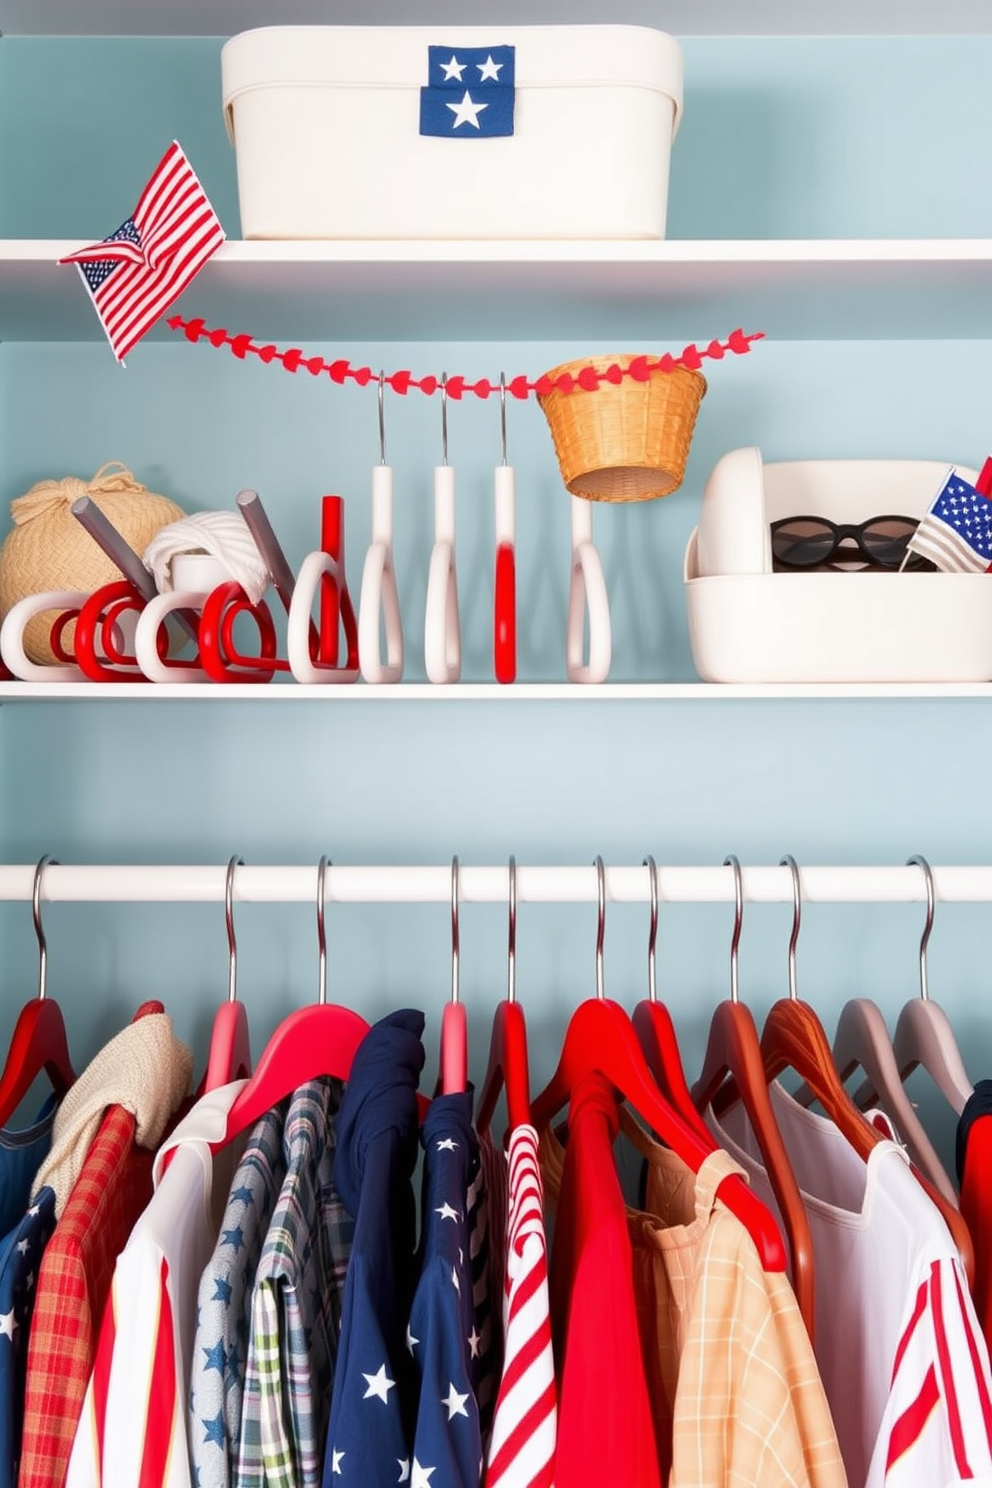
[1,863,992,905]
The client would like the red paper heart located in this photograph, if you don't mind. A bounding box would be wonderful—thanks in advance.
[182,317,205,342]
[627,356,651,382]
[534,375,553,397]
[420,376,438,396]
[230,334,252,360]
[577,367,599,392]
[328,360,350,384]
[282,348,303,372]
[604,363,623,385]
[352,366,373,386]
[390,369,412,395]
[473,379,492,400]
[509,376,530,399]
[306,356,325,376]
[208,327,227,348]
[680,343,703,370]
[257,344,277,364]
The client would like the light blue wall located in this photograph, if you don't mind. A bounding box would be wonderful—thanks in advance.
[0,31,989,1167]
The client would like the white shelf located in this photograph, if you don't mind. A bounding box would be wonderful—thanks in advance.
[4,0,989,37]
[6,238,992,344]
[2,682,991,702]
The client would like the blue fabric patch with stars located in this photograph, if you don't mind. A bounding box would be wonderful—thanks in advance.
[420,45,515,137]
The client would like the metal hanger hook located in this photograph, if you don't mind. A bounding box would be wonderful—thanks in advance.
[780,854,802,1001]
[907,853,934,1001]
[450,855,460,1006]
[507,854,517,1004]
[317,855,330,1007]
[225,855,243,1005]
[594,855,606,1001]
[644,855,659,1003]
[499,372,508,467]
[377,369,387,465]
[32,853,59,1003]
[440,372,449,467]
[724,854,743,1003]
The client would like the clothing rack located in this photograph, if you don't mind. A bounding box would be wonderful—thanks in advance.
[2,861,992,904]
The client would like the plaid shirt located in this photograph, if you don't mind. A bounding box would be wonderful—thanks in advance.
[235,1080,352,1488]
[18,1104,155,1488]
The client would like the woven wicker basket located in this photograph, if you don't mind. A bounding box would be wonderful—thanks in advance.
[0,463,184,664]
[538,355,707,501]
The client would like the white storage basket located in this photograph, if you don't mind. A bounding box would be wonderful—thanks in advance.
[221,25,683,240]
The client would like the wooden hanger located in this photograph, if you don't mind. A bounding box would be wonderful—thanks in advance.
[202,856,252,1093]
[531,857,787,1274]
[438,856,468,1095]
[476,857,531,1137]
[0,856,75,1128]
[691,855,815,1336]
[208,855,372,1152]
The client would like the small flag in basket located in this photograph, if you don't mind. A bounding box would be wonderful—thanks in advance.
[59,141,225,364]
[906,468,992,573]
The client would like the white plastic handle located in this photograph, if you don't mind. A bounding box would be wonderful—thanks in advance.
[134,590,211,683]
[0,590,89,682]
[287,549,360,685]
[495,464,515,545]
[425,466,461,684]
[566,498,611,684]
[358,465,404,684]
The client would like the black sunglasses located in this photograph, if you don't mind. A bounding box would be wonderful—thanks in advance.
[769,515,935,572]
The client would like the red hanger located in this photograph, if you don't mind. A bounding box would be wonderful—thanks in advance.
[476,857,531,1137]
[203,857,252,1093]
[531,858,786,1273]
[692,857,816,1336]
[208,856,371,1152]
[0,857,75,1128]
[439,857,468,1095]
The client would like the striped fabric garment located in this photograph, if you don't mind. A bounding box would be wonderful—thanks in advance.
[484,1126,556,1488]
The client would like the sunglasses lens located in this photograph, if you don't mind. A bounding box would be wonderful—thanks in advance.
[860,517,919,568]
[770,519,837,567]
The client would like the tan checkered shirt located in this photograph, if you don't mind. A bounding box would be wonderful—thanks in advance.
[623,1110,849,1488]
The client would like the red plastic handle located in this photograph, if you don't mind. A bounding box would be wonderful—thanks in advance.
[74,582,148,682]
[320,496,359,670]
[494,541,516,684]
[198,582,282,683]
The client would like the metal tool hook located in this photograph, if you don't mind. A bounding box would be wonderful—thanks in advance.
[378,370,387,466]
[441,372,449,467]
[33,854,59,1002]
[317,855,330,1006]
[450,854,460,1005]
[724,854,743,1004]
[594,855,606,1001]
[907,853,935,1001]
[507,854,517,1005]
[780,854,802,1001]
[225,855,244,1005]
[499,372,508,467]
[644,855,659,1003]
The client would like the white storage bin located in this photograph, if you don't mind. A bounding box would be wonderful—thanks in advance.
[221,25,683,240]
[684,452,992,683]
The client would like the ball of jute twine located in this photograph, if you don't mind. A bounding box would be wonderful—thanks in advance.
[0,462,184,664]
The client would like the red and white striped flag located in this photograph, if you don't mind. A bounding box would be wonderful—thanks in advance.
[484,1124,557,1488]
[59,141,225,363]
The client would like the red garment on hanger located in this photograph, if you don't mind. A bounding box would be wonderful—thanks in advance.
[542,1072,661,1488]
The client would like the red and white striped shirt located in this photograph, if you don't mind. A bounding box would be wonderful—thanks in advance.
[484,1124,556,1488]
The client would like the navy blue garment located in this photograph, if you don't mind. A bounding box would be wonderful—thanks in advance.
[408,1092,483,1488]
[321,1010,425,1488]
[0,1185,57,1487]
[0,1096,56,1239]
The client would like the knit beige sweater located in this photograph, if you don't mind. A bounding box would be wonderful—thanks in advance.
[31,1009,193,1216]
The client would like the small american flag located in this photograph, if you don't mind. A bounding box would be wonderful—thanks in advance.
[59,141,225,363]
[907,469,992,573]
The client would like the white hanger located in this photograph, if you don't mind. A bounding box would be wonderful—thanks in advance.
[2,590,91,683]
[134,554,230,683]
[424,374,461,685]
[566,495,611,684]
[286,495,360,685]
[358,372,403,684]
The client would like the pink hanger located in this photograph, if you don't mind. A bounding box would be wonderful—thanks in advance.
[439,856,468,1095]
[203,856,252,1093]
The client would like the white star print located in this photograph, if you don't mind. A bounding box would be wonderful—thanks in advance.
[451,1265,461,1294]
[435,1203,459,1222]
[467,1327,481,1358]
[362,1363,397,1403]
[437,1137,458,1152]
[331,1448,345,1475]
[439,54,465,81]
[477,54,503,81]
[398,1460,411,1484]
[446,91,488,130]
[0,1310,17,1341]
[411,1459,436,1488]
[406,1322,420,1354]
[15,1240,29,1256]
[27,1205,39,1218]
[441,1382,470,1420]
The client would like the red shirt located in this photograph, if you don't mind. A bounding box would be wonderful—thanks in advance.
[542,1073,661,1488]
[959,1095,992,1354]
